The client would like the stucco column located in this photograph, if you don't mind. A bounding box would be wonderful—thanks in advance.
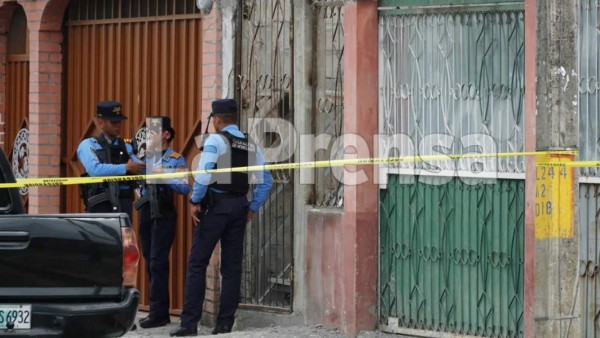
[534,0,580,337]
[341,0,379,336]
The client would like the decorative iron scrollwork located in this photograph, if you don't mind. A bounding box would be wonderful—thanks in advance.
[11,128,29,196]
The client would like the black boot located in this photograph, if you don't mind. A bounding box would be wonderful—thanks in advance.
[139,316,171,329]
[170,326,198,337]
[211,324,232,334]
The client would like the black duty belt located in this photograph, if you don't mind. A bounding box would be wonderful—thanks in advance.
[212,191,246,200]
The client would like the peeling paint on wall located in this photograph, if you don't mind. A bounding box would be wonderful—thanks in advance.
[220,0,237,99]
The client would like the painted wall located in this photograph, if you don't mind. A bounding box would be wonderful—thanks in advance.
[302,1,379,337]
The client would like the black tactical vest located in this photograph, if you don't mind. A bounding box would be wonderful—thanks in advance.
[210,131,257,194]
[93,134,129,165]
[85,135,131,196]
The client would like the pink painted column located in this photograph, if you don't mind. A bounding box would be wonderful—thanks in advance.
[342,0,379,336]
[524,0,536,337]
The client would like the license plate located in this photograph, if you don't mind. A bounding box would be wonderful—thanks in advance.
[0,305,31,329]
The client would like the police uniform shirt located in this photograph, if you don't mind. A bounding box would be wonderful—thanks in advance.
[190,125,273,213]
[77,136,142,176]
[140,147,190,196]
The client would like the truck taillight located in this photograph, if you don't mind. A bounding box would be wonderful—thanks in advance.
[121,227,140,287]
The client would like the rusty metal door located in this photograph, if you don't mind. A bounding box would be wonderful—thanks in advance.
[63,0,203,314]
[237,0,294,311]
[4,6,29,209]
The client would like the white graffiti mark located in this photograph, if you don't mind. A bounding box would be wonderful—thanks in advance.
[12,128,29,196]
[135,127,148,158]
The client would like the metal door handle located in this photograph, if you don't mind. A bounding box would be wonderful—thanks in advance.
[0,231,30,249]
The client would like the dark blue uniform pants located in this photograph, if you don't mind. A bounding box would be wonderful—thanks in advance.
[139,204,177,319]
[180,196,248,329]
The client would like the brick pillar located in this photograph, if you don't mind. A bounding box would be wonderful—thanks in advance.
[200,3,223,327]
[341,0,379,336]
[25,0,68,214]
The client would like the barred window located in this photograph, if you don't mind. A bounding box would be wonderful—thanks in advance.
[312,0,345,207]
[68,0,201,22]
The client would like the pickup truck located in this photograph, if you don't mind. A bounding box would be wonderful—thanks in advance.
[0,148,140,337]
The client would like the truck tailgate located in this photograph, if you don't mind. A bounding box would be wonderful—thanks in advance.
[0,214,125,300]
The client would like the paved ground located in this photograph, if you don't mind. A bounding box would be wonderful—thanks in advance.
[123,313,405,338]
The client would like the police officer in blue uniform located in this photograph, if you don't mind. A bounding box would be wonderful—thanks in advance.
[170,99,273,337]
[136,116,190,329]
[77,101,145,219]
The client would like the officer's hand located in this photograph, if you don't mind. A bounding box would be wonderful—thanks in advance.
[126,159,146,175]
[246,211,254,221]
[191,204,202,226]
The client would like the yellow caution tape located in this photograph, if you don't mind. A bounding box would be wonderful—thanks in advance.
[536,160,600,168]
[0,150,580,189]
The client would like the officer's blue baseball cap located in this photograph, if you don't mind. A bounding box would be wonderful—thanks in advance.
[211,99,238,115]
[97,101,127,121]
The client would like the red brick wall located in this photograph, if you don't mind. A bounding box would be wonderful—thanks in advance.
[0,0,68,214]
[29,0,68,214]
[200,2,223,327]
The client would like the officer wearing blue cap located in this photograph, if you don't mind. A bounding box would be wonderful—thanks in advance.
[77,101,145,219]
[135,116,190,329]
[170,99,272,337]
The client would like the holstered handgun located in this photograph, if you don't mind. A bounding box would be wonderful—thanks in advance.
[200,189,215,211]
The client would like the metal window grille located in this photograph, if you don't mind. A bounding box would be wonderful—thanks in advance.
[312,0,345,207]
[67,0,200,22]
[237,0,294,311]
[378,11,525,177]
[579,0,600,177]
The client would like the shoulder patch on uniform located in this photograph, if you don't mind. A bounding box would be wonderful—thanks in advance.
[123,138,132,143]
[170,152,182,159]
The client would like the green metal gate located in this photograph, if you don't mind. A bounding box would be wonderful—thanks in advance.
[380,177,524,336]
[378,1,525,336]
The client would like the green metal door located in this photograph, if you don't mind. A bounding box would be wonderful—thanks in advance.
[380,177,524,336]
[378,1,525,337]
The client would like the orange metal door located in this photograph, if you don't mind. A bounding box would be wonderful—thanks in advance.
[5,6,29,210]
[5,56,29,210]
[62,0,203,313]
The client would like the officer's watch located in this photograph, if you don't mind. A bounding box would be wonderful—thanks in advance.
[190,199,201,206]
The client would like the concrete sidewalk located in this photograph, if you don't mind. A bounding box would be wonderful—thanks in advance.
[123,312,405,338]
